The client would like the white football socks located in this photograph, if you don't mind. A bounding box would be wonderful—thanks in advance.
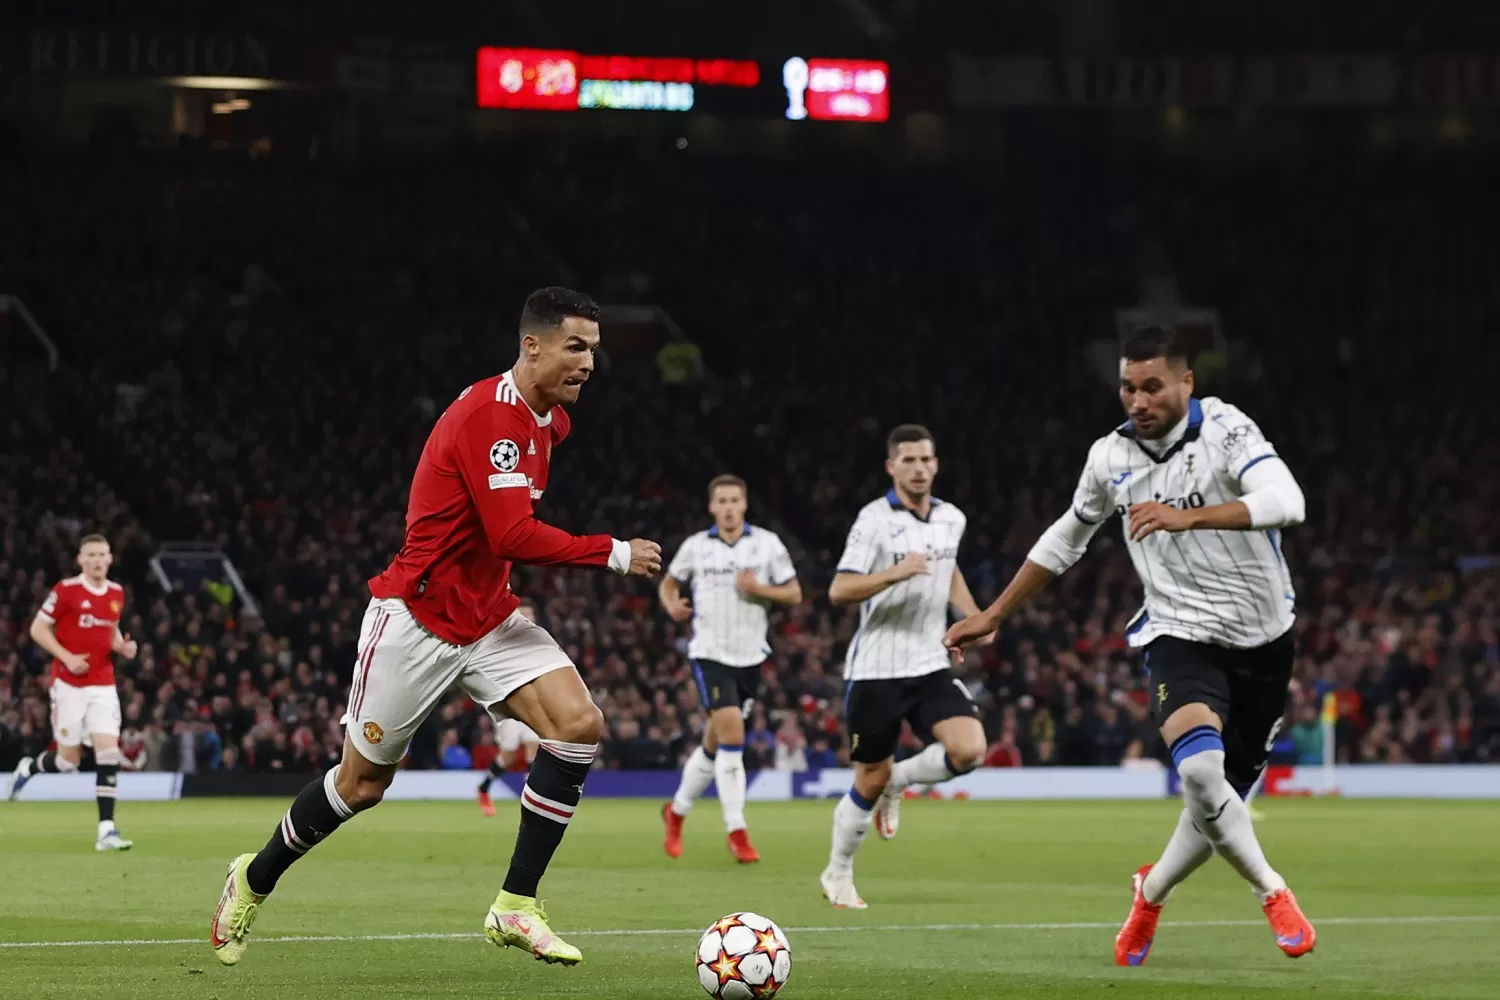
[827,790,874,875]
[714,745,748,833]
[1142,808,1214,904]
[887,743,954,791]
[1178,748,1287,900]
[670,746,716,817]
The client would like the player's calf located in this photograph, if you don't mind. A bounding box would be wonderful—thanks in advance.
[1171,726,1288,900]
[243,763,367,897]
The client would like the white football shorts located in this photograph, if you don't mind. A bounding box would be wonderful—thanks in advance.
[343,597,572,766]
[51,679,122,746]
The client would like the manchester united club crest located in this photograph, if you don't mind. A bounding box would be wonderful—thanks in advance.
[490,439,521,472]
[110,600,121,614]
[363,721,385,745]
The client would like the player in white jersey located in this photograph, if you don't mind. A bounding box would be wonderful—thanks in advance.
[818,425,989,909]
[477,598,543,817]
[660,475,801,863]
[945,326,1317,964]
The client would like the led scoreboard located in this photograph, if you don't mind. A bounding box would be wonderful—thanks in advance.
[476,47,890,121]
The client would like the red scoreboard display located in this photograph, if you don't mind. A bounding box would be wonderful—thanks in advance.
[475,47,890,121]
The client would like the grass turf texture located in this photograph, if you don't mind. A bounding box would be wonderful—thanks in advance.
[2,797,1497,999]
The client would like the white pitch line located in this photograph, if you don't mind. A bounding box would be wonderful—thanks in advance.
[1,914,1496,950]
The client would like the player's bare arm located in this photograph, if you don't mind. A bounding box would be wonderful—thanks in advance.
[658,574,693,620]
[31,614,88,674]
[112,627,138,659]
[827,554,928,605]
[944,560,1053,651]
[946,568,993,648]
[735,570,802,605]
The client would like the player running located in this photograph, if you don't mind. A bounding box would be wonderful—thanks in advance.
[945,326,1316,964]
[211,287,662,967]
[9,534,138,852]
[478,599,543,817]
[660,474,802,864]
[819,424,989,909]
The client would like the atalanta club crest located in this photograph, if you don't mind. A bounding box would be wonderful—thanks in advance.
[490,439,521,472]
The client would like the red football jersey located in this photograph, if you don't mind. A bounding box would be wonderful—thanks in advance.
[38,576,125,688]
[369,370,617,645]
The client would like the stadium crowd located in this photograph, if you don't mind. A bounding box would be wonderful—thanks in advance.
[2,142,1497,776]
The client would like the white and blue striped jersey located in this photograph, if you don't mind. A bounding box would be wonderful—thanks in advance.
[1055,396,1296,649]
[667,525,796,667]
[837,490,968,681]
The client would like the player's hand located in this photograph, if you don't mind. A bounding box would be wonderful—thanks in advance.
[663,594,694,622]
[61,651,90,675]
[627,538,663,578]
[1127,501,1195,541]
[115,633,138,659]
[943,612,1000,660]
[734,569,765,598]
[891,553,930,580]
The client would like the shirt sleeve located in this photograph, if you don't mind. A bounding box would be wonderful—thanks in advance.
[767,535,797,585]
[455,407,616,569]
[1027,443,1109,574]
[1069,440,1114,526]
[1239,456,1307,528]
[1211,402,1280,484]
[667,537,695,583]
[36,585,62,624]
[835,510,882,575]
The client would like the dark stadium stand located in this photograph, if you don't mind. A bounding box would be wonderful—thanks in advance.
[2,142,1497,774]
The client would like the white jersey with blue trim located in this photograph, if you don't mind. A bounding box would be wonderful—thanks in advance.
[666,524,796,667]
[836,489,968,681]
[1068,396,1296,649]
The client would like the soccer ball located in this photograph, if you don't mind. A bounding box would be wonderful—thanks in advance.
[695,911,792,999]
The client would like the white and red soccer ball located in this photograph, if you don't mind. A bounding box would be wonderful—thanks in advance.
[695,911,792,999]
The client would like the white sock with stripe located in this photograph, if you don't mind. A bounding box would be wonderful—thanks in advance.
[714,744,747,833]
[671,745,716,817]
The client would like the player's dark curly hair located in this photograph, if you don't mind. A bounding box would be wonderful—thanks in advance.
[520,286,601,337]
[1121,324,1191,366]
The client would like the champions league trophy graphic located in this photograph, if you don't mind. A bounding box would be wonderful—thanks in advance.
[782,57,809,120]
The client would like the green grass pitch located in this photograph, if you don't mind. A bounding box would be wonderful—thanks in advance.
[2,796,1497,999]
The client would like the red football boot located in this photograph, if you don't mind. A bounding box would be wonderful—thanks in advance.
[1114,864,1164,967]
[477,790,495,817]
[662,802,685,859]
[727,829,760,864]
[1263,888,1317,958]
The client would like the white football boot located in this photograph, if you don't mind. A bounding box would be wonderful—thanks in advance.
[819,866,868,909]
[95,827,134,851]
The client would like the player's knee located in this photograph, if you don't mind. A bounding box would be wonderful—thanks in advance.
[336,768,394,812]
[555,701,605,747]
[1176,750,1225,800]
[853,759,892,797]
[946,742,986,775]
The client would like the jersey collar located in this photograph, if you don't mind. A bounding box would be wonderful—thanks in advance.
[708,524,752,545]
[70,574,112,596]
[1115,397,1202,463]
[886,487,941,523]
[499,370,554,427]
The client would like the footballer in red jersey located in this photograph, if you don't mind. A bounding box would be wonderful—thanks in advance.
[211,287,662,969]
[9,534,138,852]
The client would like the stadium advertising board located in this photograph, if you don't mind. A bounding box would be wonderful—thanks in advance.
[476,47,889,121]
[13,766,1500,802]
